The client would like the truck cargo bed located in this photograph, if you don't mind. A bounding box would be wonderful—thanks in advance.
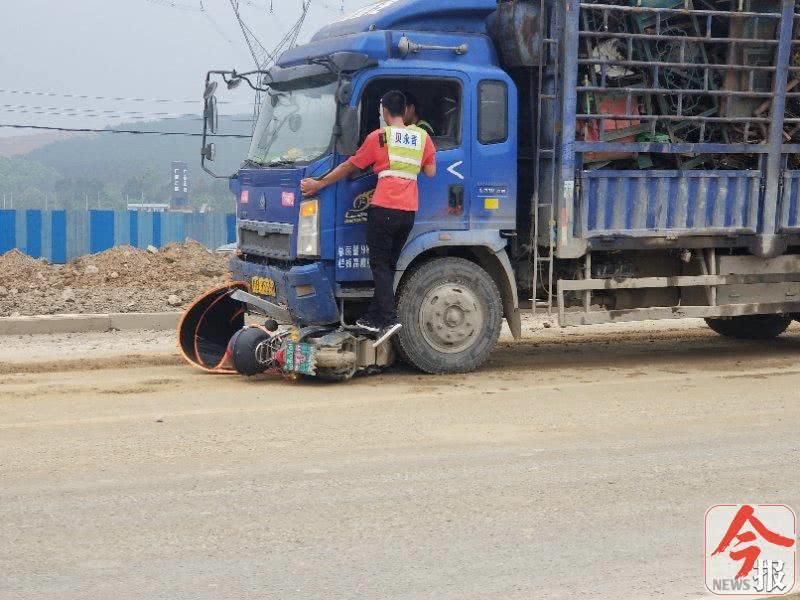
[537,0,800,258]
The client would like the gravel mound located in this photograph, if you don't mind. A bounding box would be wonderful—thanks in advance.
[0,241,231,317]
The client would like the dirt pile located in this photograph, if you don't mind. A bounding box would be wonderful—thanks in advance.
[0,250,52,282]
[0,241,231,317]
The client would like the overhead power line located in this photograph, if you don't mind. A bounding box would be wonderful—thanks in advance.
[0,107,204,121]
[143,0,203,12]
[141,0,237,45]
[0,88,207,105]
[202,9,236,44]
[236,0,273,12]
[1,103,186,117]
[0,124,251,138]
[0,109,254,124]
[239,0,345,13]
[319,1,345,12]
[0,102,252,121]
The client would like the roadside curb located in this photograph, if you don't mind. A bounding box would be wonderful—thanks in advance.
[0,312,181,336]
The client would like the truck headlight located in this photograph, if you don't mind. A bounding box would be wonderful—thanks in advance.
[297,199,320,258]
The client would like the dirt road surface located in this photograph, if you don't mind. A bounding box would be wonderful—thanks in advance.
[1,318,799,599]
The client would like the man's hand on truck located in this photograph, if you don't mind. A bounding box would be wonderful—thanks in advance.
[300,161,359,197]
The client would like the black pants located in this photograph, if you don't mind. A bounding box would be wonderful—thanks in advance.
[366,206,416,325]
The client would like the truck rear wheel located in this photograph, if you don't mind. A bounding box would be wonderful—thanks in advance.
[704,315,792,340]
[396,257,503,374]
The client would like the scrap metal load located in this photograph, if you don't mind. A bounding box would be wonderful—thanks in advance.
[576,0,800,170]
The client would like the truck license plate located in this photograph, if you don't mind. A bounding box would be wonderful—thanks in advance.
[251,276,276,297]
[284,342,316,375]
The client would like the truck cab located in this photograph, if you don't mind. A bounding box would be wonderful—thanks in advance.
[204,0,522,373]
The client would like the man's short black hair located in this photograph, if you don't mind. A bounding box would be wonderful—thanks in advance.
[381,90,407,118]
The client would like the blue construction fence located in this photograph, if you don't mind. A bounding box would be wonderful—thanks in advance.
[0,210,236,264]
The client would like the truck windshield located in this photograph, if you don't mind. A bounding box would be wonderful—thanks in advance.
[247,78,338,166]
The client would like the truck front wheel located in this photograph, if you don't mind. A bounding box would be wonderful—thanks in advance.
[396,257,503,374]
[704,315,792,340]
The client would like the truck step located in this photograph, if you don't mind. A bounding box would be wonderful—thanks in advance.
[373,324,403,348]
[337,287,374,299]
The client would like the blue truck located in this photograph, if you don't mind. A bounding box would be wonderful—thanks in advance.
[189,0,800,380]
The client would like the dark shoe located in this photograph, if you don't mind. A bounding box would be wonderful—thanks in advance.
[356,316,381,333]
[382,316,401,328]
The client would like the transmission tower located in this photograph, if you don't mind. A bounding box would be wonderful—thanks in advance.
[229,0,313,124]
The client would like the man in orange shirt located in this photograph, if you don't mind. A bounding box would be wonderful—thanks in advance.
[300,90,437,335]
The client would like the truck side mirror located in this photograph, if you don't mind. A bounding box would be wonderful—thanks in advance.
[205,96,219,134]
[204,81,218,100]
[335,107,360,156]
[202,142,217,162]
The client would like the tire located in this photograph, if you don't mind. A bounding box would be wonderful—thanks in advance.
[232,327,270,376]
[396,257,503,374]
[704,315,792,340]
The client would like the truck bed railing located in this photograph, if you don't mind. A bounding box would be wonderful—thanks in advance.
[539,0,800,259]
[576,1,786,153]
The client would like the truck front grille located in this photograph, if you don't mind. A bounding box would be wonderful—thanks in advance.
[238,220,294,260]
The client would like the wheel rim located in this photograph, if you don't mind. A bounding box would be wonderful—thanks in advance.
[418,283,483,354]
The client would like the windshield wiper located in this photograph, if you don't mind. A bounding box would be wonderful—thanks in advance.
[241,158,296,168]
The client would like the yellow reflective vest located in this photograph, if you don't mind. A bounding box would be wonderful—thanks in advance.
[380,125,428,181]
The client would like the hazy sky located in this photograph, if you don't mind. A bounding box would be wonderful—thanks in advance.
[0,0,375,135]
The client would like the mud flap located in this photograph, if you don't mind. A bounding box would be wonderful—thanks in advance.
[178,282,249,373]
[507,308,522,340]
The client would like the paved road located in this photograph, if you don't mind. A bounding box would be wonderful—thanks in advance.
[1,320,799,599]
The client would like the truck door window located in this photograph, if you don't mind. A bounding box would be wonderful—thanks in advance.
[478,80,508,145]
[358,78,462,150]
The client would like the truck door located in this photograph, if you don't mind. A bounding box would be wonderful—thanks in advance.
[334,74,471,284]
[470,78,517,233]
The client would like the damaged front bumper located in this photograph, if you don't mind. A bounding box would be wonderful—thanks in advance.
[229,256,340,326]
[177,282,394,382]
